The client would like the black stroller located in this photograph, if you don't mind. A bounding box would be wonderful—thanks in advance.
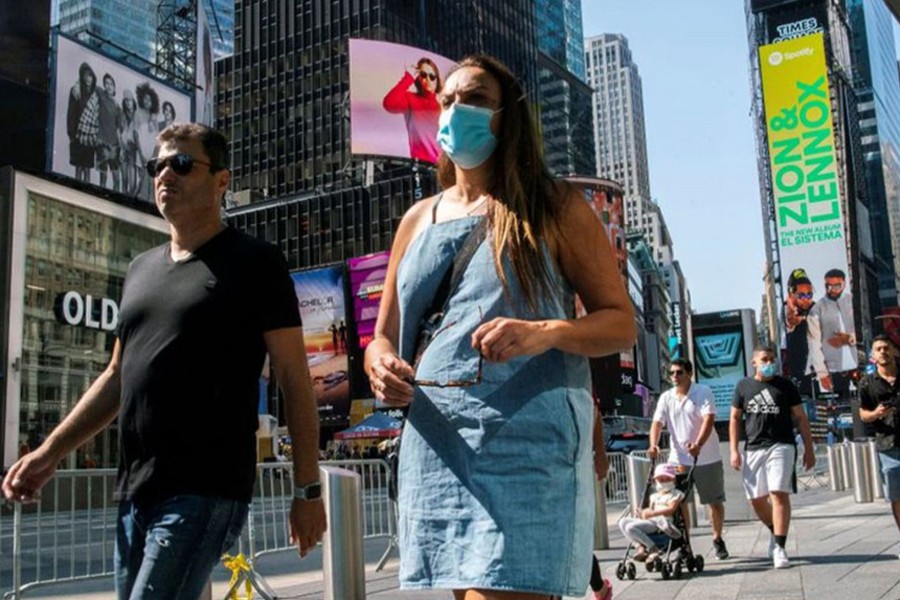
[614,458,705,581]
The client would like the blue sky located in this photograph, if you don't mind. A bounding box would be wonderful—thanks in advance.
[582,2,768,315]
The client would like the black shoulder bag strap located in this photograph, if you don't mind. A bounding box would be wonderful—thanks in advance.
[426,217,486,318]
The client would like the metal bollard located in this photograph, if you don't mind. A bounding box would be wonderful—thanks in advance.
[321,465,366,600]
[849,441,873,503]
[13,502,21,600]
[687,489,698,530]
[867,440,885,500]
[594,476,610,550]
[625,454,652,514]
[827,445,845,491]
[839,442,853,490]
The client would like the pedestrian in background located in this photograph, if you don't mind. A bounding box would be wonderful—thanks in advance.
[2,123,326,599]
[730,346,815,569]
[364,54,635,599]
[649,358,729,560]
[858,334,900,556]
[590,405,613,600]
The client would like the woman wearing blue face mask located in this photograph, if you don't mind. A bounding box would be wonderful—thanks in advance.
[729,346,815,570]
[364,54,636,600]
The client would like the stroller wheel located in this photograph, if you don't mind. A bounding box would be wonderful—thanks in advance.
[660,563,671,580]
[626,562,636,580]
[673,562,683,579]
[615,562,627,581]
[694,554,705,573]
[685,555,696,572]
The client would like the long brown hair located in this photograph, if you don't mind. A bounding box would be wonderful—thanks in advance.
[437,54,563,313]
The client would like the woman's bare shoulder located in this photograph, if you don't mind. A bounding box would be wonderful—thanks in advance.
[393,192,444,256]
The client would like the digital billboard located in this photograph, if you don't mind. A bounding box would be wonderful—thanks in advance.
[349,39,456,164]
[761,0,828,45]
[348,251,390,351]
[291,265,350,423]
[49,33,192,203]
[759,32,857,397]
[692,310,755,420]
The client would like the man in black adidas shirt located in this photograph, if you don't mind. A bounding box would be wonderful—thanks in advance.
[2,124,326,598]
[730,346,814,570]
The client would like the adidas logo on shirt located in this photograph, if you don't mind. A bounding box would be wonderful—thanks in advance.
[746,389,780,415]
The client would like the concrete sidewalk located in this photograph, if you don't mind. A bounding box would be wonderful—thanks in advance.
[18,484,900,600]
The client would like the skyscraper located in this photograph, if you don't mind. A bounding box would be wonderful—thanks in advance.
[536,0,596,176]
[584,34,651,201]
[847,0,900,310]
[583,33,674,262]
[0,2,51,171]
[203,0,234,58]
[58,0,159,71]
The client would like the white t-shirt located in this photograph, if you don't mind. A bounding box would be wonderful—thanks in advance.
[653,383,721,466]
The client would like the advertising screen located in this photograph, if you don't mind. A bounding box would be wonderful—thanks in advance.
[349,39,456,164]
[762,1,828,45]
[759,32,857,397]
[49,33,192,203]
[291,265,350,423]
[693,310,754,420]
[348,251,390,351]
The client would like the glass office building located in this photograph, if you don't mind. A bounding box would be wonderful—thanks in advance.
[848,0,900,309]
[536,0,596,177]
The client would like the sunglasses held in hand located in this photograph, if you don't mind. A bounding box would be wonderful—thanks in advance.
[146,153,217,178]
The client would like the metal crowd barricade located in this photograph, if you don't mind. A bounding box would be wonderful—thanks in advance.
[2,458,397,599]
[798,445,830,490]
[2,468,118,599]
[604,449,670,507]
[248,459,397,569]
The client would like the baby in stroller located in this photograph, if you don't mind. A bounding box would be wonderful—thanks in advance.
[615,462,704,580]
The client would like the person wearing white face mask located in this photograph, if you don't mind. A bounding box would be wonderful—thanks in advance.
[730,346,815,569]
[618,463,685,565]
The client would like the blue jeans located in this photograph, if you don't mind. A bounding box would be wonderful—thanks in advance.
[114,495,249,600]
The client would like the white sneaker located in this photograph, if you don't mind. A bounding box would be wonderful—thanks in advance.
[767,534,777,558]
[772,545,790,569]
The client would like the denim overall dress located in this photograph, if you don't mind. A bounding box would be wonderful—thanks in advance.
[394,208,594,596]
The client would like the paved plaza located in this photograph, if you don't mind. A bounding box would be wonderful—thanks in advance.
[16,483,900,600]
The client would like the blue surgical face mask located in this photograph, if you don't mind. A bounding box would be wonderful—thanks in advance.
[436,102,500,169]
[759,363,777,379]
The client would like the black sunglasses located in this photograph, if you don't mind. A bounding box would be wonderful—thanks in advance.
[146,153,216,178]
[418,71,437,82]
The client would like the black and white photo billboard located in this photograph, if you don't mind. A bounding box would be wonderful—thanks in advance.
[49,33,192,203]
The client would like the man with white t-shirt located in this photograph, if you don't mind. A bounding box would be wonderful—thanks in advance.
[649,358,729,560]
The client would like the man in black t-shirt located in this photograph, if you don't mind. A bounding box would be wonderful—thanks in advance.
[858,335,900,547]
[730,346,814,570]
[2,124,326,598]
